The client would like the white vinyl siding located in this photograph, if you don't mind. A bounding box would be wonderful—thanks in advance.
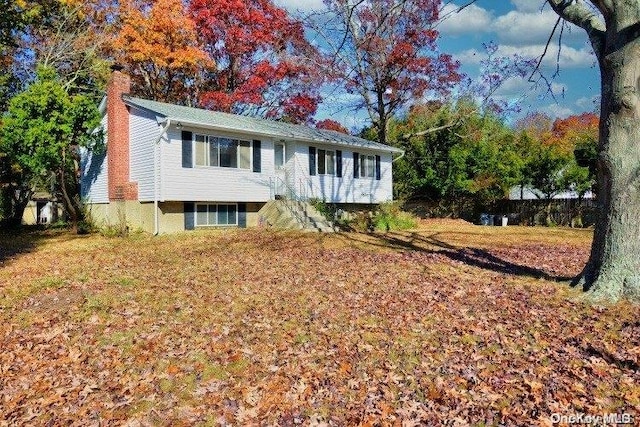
[298,144,393,203]
[161,127,273,202]
[129,107,159,201]
[80,115,109,203]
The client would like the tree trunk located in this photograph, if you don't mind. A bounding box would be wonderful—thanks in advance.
[1,185,31,227]
[575,39,640,302]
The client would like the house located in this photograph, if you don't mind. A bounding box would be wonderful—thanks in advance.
[21,192,61,225]
[81,70,404,233]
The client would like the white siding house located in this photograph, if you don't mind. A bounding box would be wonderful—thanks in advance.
[81,70,403,233]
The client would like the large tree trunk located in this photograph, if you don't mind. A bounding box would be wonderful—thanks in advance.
[575,37,640,302]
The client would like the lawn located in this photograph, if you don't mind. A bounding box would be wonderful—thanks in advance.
[1,221,638,426]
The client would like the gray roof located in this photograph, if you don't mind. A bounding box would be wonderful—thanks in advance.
[123,96,403,154]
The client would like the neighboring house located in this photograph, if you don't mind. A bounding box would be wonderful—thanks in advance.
[81,70,404,233]
[508,186,595,200]
[22,193,61,225]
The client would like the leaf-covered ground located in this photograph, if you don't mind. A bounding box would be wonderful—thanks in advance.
[1,221,638,426]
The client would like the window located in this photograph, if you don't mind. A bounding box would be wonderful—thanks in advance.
[275,143,285,170]
[194,134,251,169]
[195,134,208,166]
[239,140,251,169]
[316,149,335,175]
[219,138,237,168]
[360,154,375,178]
[195,203,238,226]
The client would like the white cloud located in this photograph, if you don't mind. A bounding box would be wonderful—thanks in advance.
[493,9,584,46]
[438,3,493,36]
[575,95,600,111]
[273,0,325,13]
[510,0,545,13]
[455,44,594,69]
[540,102,575,119]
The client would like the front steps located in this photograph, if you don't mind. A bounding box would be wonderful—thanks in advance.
[257,199,335,232]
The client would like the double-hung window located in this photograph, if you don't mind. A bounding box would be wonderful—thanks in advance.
[195,203,238,226]
[360,154,375,178]
[194,135,251,170]
[317,149,336,175]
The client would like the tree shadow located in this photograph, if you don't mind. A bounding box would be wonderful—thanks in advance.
[337,230,574,282]
[0,226,53,266]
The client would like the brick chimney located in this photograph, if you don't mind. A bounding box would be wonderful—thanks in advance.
[107,65,138,201]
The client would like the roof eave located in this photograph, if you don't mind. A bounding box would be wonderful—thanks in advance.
[122,97,404,154]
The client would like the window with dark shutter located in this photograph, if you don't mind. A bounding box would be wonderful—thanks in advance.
[184,202,195,230]
[336,150,342,177]
[309,146,316,176]
[252,140,261,172]
[182,131,193,168]
[353,152,359,178]
[375,155,381,180]
[238,203,247,228]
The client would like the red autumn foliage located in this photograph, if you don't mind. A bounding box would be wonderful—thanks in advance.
[315,119,350,134]
[317,0,461,144]
[189,0,322,123]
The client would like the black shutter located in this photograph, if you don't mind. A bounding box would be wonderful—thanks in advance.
[184,202,195,230]
[252,140,261,172]
[375,155,381,180]
[309,146,316,176]
[182,131,193,168]
[353,152,359,178]
[336,150,342,177]
[238,203,247,228]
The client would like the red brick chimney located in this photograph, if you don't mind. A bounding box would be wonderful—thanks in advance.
[107,65,138,201]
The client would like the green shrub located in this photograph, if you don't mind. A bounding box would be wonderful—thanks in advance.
[373,202,417,231]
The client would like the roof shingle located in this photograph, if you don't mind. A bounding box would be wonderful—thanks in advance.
[122,96,403,154]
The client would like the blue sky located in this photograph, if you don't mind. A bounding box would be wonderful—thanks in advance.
[274,0,601,128]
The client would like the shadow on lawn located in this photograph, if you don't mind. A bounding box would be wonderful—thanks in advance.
[340,230,575,282]
[0,225,52,265]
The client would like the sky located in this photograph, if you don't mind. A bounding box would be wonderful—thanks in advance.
[273,0,601,129]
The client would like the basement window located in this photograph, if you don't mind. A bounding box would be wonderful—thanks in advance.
[195,203,238,226]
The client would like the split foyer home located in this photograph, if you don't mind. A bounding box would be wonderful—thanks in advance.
[81,70,404,233]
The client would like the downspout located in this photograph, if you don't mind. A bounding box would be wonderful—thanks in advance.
[154,118,171,235]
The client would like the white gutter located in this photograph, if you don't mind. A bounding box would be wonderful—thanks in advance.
[392,150,405,162]
[153,118,171,235]
[145,117,405,154]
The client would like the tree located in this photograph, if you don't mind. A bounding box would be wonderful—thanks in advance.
[111,0,213,105]
[0,67,101,231]
[543,0,640,301]
[387,101,522,215]
[26,0,112,94]
[316,119,350,134]
[308,0,461,145]
[189,0,322,123]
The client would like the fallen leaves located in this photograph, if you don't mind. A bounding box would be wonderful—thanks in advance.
[0,224,638,425]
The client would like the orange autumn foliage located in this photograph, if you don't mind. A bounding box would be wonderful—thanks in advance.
[110,0,213,104]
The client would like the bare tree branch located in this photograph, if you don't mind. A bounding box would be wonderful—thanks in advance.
[547,0,606,56]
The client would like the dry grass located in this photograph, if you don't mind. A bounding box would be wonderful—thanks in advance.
[1,223,638,425]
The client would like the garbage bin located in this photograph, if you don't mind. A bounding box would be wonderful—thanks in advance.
[480,213,490,226]
[494,214,502,226]
[501,215,508,227]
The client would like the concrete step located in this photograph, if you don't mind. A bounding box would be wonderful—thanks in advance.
[258,200,335,232]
